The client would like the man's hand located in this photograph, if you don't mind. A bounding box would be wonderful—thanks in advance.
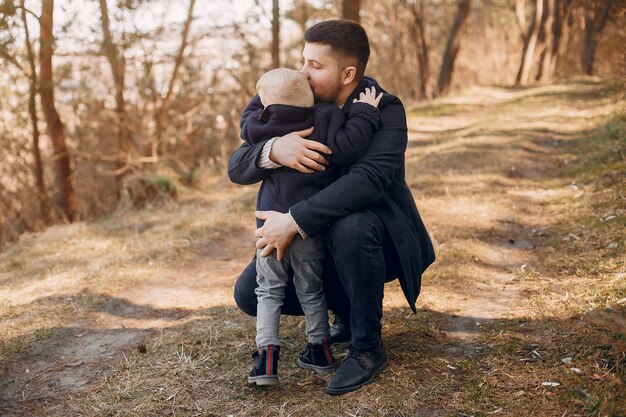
[269,127,332,173]
[254,211,299,261]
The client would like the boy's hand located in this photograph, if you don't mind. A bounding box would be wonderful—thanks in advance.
[353,86,383,107]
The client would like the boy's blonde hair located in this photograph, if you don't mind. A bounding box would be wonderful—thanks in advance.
[256,68,314,108]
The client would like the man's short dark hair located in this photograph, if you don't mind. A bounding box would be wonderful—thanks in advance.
[304,19,370,81]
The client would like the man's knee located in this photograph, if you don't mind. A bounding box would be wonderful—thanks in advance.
[327,211,384,256]
[233,259,258,317]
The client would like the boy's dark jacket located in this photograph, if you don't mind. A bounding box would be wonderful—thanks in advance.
[240,100,381,228]
[228,77,436,313]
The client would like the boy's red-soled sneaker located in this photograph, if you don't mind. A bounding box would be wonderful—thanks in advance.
[297,339,337,374]
[248,345,280,386]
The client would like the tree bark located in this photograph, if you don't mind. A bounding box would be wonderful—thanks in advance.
[436,0,471,96]
[153,0,196,159]
[342,0,361,23]
[516,0,544,85]
[21,0,52,223]
[99,0,130,186]
[410,0,431,100]
[515,0,526,41]
[272,0,279,68]
[583,0,612,75]
[549,0,572,75]
[39,0,77,222]
[536,0,556,81]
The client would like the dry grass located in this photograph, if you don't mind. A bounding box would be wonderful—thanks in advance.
[0,78,624,416]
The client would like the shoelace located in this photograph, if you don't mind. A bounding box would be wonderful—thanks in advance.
[299,343,314,356]
[346,348,371,369]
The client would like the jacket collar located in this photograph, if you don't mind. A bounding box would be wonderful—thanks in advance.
[260,104,314,123]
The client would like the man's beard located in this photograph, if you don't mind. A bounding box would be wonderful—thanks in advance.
[313,79,342,104]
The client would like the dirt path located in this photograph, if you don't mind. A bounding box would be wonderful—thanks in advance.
[0,80,623,416]
[404,86,565,349]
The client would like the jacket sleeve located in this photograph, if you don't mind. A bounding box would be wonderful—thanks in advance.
[289,97,407,237]
[324,103,382,166]
[240,95,263,139]
[227,95,273,185]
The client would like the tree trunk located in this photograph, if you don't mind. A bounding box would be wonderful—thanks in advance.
[516,0,544,85]
[547,0,574,77]
[99,0,130,192]
[436,0,471,96]
[583,0,612,75]
[410,0,431,100]
[342,0,361,23]
[272,0,280,68]
[515,0,526,40]
[153,0,196,159]
[21,0,52,223]
[536,0,555,81]
[39,0,77,222]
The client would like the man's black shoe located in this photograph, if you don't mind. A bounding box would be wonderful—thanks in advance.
[297,339,337,374]
[329,316,351,344]
[326,346,388,395]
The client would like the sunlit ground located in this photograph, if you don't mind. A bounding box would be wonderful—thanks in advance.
[0,78,624,416]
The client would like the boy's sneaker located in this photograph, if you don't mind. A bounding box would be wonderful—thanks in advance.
[297,339,337,374]
[248,345,280,385]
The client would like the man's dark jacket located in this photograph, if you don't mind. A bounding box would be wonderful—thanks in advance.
[241,100,382,227]
[228,77,436,312]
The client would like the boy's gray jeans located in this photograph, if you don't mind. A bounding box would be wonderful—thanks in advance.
[255,236,330,348]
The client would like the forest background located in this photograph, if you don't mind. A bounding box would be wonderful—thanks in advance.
[0,0,623,247]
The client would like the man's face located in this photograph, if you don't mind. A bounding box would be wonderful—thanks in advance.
[300,42,343,105]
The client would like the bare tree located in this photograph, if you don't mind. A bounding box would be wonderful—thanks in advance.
[410,0,431,99]
[39,0,77,222]
[342,0,361,23]
[536,0,556,81]
[437,0,471,96]
[98,0,130,188]
[515,0,526,33]
[546,0,574,78]
[292,0,309,37]
[516,0,544,85]
[20,0,52,223]
[152,0,196,159]
[582,0,612,75]
[272,0,280,68]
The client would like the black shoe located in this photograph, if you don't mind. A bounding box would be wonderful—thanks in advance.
[326,346,388,395]
[248,345,280,386]
[330,316,351,344]
[297,339,337,374]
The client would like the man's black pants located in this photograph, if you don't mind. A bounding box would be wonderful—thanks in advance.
[234,210,399,351]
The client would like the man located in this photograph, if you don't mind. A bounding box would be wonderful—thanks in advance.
[228,20,435,395]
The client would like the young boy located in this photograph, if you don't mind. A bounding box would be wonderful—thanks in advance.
[239,68,382,385]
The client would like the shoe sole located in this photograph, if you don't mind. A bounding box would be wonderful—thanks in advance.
[325,359,388,395]
[297,358,337,374]
[248,375,279,386]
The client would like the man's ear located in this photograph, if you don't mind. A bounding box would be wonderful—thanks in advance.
[342,66,357,85]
